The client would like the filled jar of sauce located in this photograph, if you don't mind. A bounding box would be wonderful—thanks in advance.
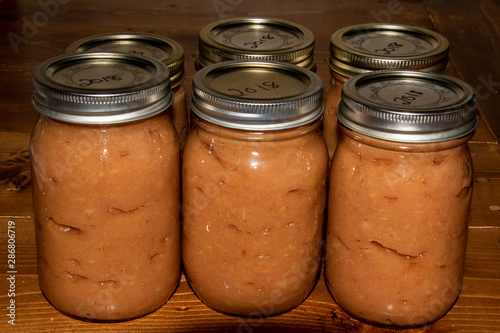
[66,33,189,149]
[323,24,449,160]
[194,17,316,71]
[183,60,328,316]
[325,71,478,328]
[30,52,181,321]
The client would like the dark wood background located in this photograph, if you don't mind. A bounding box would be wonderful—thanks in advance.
[0,0,499,332]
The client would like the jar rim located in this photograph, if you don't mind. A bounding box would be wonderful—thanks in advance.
[191,60,323,131]
[338,70,477,143]
[195,17,316,70]
[32,52,173,125]
[328,23,450,77]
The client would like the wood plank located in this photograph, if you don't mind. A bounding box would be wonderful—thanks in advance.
[2,273,499,333]
[425,0,500,142]
[470,143,500,174]
[0,132,32,218]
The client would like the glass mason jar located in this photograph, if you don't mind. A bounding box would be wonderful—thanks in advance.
[325,71,478,328]
[66,32,189,149]
[194,17,316,71]
[30,53,181,321]
[183,61,328,316]
[323,24,450,161]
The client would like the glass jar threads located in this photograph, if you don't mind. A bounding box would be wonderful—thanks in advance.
[66,32,189,149]
[323,23,450,160]
[30,52,181,321]
[182,60,328,316]
[195,17,316,71]
[325,71,477,328]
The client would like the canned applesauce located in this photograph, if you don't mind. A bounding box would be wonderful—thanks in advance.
[195,17,316,71]
[30,52,181,321]
[325,71,477,328]
[323,24,450,160]
[66,33,189,149]
[183,61,328,316]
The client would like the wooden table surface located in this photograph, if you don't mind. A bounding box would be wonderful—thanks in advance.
[1,0,499,332]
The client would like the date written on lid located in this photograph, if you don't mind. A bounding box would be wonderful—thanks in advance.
[52,62,152,90]
[359,80,455,108]
[214,29,297,51]
[191,60,323,130]
[344,34,434,56]
[207,69,306,100]
[226,81,280,98]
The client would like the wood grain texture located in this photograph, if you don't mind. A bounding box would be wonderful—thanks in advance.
[425,0,500,142]
[0,0,499,332]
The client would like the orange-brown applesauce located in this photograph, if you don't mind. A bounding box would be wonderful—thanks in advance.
[322,72,348,161]
[31,114,180,321]
[171,83,189,149]
[182,118,327,316]
[326,128,472,327]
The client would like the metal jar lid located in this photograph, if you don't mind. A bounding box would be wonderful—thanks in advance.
[195,17,316,71]
[338,71,477,142]
[328,24,450,78]
[191,60,323,131]
[66,33,185,88]
[32,52,173,125]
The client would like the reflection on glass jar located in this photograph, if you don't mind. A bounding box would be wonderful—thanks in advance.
[30,53,181,321]
[323,24,450,161]
[325,71,477,328]
[182,61,327,316]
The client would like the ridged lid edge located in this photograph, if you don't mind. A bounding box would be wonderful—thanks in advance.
[191,60,323,130]
[328,24,450,77]
[338,71,477,142]
[195,17,316,70]
[32,52,173,124]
